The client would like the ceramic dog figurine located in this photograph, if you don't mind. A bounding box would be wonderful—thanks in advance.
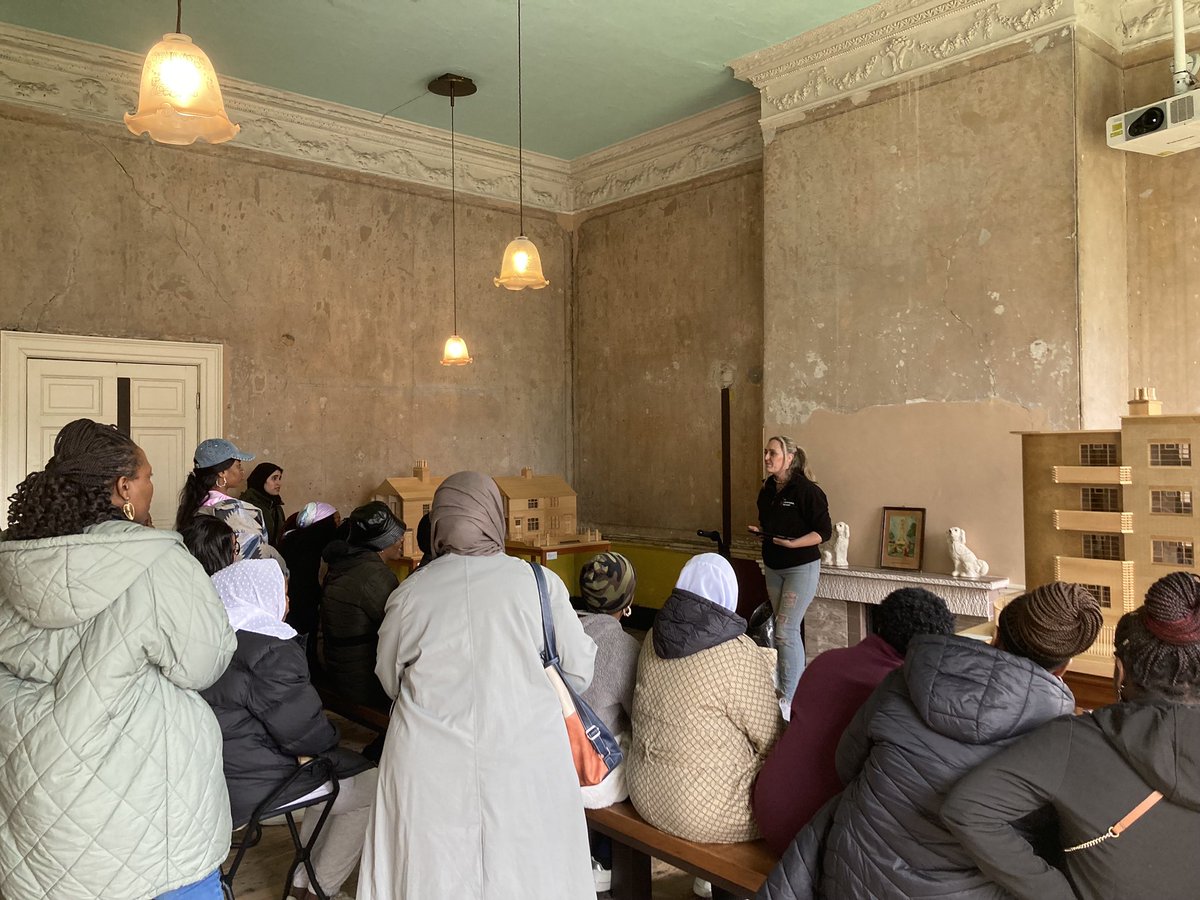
[948,526,989,577]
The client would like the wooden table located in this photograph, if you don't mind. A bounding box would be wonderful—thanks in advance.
[504,539,611,564]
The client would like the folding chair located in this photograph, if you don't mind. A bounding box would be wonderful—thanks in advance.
[222,757,341,900]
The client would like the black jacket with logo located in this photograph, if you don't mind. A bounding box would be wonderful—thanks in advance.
[756,476,832,570]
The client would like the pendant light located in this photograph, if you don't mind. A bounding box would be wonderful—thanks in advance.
[432,74,477,366]
[124,0,240,145]
[494,0,549,291]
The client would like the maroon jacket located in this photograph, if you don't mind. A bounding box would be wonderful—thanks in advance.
[751,633,903,855]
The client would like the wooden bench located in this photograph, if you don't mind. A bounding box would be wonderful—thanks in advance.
[586,802,777,900]
[313,682,390,733]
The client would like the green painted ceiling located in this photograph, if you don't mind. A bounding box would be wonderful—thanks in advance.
[0,0,878,159]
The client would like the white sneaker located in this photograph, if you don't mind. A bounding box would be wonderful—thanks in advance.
[693,877,712,898]
[592,857,611,893]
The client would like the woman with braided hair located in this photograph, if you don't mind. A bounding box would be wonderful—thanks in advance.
[0,419,237,900]
[945,573,1200,899]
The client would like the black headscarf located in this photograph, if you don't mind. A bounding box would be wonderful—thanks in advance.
[245,462,283,506]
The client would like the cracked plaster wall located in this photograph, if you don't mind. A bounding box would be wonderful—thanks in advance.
[1125,39,1200,414]
[762,39,1082,583]
[0,105,572,514]
[573,168,764,545]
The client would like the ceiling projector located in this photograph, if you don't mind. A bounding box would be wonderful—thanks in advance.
[1107,89,1200,156]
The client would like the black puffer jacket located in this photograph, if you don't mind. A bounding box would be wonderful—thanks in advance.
[944,701,1200,900]
[757,634,1075,900]
[320,540,399,708]
[653,588,747,658]
[200,631,342,827]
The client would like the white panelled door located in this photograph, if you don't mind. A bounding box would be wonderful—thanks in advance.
[24,359,199,528]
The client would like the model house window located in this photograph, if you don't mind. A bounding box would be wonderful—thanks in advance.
[422,503,431,515]
[527,517,540,532]
[1080,487,1120,512]
[1079,443,1118,466]
[515,518,522,527]
[1151,490,1193,515]
[1153,538,1195,566]
[1082,533,1122,560]
[528,498,539,509]
[1080,583,1113,608]
[1149,442,1192,466]
[550,496,559,508]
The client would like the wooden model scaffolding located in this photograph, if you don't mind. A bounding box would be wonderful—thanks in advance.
[1021,389,1200,675]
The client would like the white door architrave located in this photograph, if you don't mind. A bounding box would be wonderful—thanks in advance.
[0,331,223,526]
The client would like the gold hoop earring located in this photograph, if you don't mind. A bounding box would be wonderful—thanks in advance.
[122,501,136,521]
[217,477,227,489]
[622,606,633,618]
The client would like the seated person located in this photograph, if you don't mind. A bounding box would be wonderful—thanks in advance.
[753,587,956,854]
[626,553,783,843]
[181,514,238,576]
[280,501,342,643]
[760,582,1102,900]
[320,502,405,709]
[413,512,433,570]
[944,571,1200,900]
[200,558,376,900]
[576,552,640,892]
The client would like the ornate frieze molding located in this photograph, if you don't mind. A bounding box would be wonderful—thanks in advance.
[568,96,761,212]
[1119,0,1200,48]
[0,22,762,213]
[729,0,1144,137]
[0,23,574,210]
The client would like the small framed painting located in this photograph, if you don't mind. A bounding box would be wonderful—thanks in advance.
[879,506,926,571]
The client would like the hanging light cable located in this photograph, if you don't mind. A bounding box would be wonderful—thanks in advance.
[125,0,240,145]
[433,74,476,365]
[494,0,548,291]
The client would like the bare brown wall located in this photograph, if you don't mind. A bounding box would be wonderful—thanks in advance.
[1125,39,1200,414]
[572,168,764,544]
[763,39,1082,581]
[0,105,572,514]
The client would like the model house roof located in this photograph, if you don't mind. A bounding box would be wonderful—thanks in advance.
[376,476,443,501]
[493,473,576,501]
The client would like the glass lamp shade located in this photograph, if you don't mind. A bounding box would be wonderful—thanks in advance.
[124,33,240,146]
[441,334,473,366]
[493,235,549,290]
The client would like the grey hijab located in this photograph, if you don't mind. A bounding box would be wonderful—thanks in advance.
[430,471,506,557]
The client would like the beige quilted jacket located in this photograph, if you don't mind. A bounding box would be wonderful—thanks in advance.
[627,632,782,843]
[0,520,236,899]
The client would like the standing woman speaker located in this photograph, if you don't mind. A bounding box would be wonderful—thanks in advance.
[749,436,832,711]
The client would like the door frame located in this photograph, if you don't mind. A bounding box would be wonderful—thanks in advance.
[0,331,223,525]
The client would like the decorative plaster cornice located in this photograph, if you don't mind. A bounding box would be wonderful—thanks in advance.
[729,0,1139,136]
[0,22,763,213]
[1120,0,1200,48]
[568,96,762,212]
[0,23,573,210]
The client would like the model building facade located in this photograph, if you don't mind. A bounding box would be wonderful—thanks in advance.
[373,460,443,556]
[493,467,581,546]
[1021,389,1200,675]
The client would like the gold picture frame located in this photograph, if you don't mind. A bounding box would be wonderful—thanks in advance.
[880,506,926,571]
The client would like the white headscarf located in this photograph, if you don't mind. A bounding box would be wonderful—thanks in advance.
[675,552,739,613]
[211,558,296,640]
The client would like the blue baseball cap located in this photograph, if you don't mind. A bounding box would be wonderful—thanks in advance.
[194,438,255,469]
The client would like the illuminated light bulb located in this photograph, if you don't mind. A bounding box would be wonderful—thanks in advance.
[494,235,548,291]
[441,334,473,365]
[125,33,240,146]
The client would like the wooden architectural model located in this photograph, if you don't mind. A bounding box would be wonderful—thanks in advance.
[372,460,443,556]
[493,467,598,547]
[1021,389,1200,675]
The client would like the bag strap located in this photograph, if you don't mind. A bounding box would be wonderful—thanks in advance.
[530,561,559,667]
[1064,790,1164,853]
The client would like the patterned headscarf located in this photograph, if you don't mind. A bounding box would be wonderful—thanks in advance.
[675,552,739,613]
[431,472,506,557]
[211,559,296,641]
[580,552,637,613]
[297,501,338,528]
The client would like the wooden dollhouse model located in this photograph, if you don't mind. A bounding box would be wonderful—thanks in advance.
[373,460,443,556]
[1021,388,1200,675]
[493,467,597,547]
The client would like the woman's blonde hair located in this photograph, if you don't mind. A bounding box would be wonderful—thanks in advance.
[767,435,814,482]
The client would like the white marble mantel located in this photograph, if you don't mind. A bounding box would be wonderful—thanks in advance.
[817,566,1009,619]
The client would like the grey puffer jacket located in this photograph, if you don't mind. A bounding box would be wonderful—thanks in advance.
[757,634,1074,900]
[0,521,237,900]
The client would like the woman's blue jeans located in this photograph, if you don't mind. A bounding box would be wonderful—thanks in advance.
[765,560,820,707]
[156,869,225,900]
